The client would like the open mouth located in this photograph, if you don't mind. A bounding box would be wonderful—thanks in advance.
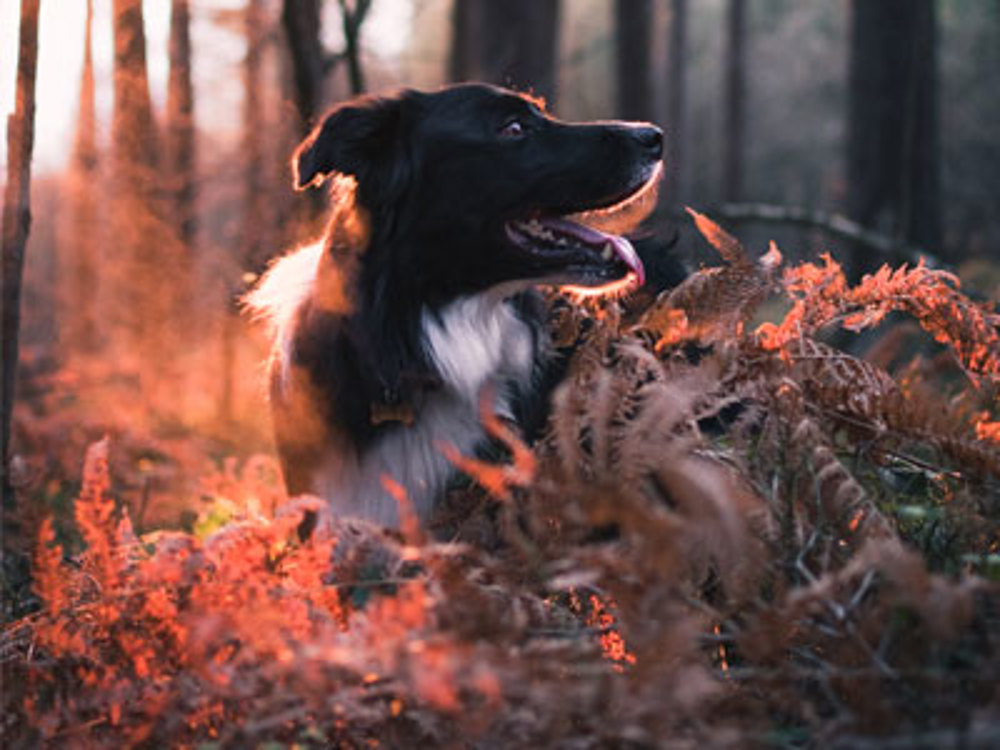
[504,161,662,294]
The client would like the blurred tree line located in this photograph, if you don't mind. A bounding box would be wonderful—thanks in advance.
[4,0,1000,507]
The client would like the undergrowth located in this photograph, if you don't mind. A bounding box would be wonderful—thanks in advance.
[3,213,999,748]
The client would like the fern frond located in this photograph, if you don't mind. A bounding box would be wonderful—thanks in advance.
[74,437,124,592]
[639,215,781,347]
[760,256,1000,384]
[33,519,66,614]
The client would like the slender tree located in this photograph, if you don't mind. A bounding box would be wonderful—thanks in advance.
[448,0,478,82]
[220,0,269,423]
[243,0,268,270]
[450,0,560,104]
[111,0,161,352]
[63,0,100,353]
[167,0,196,252]
[283,0,374,123]
[615,0,654,121]
[846,0,942,260]
[338,0,372,95]
[665,0,687,204]
[282,0,326,132]
[112,0,158,183]
[722,0,746,203]
[2,0,41,514]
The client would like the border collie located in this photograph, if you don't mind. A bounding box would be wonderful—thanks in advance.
[246,83,663,527]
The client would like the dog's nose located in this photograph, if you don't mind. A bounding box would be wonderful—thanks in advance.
[635,126,663,159]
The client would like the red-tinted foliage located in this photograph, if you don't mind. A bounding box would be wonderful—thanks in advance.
[759,254,1000,384]
[4,212,1000,747]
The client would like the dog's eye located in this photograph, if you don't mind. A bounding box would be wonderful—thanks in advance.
[499,118,525,138]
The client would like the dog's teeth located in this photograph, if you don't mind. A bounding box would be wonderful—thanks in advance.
[601,243,614,261]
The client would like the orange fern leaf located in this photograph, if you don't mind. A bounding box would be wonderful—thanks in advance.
[33,518,66,613]
[640,212,780,347]
[974,412,1000,445]
[761,256,1000,384]
[75,437,124,593]
[438,385,536,501]
[685,207,751,267]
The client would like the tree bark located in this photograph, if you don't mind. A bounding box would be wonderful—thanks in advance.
[452,0,560,105]
[722,0,746,203]
[846,0,942,262]
[64,0,100,353]
[243,0,267,271]
[338,0,372,96]
[615,0,654,121]
[282,0,326,132]
[2,0,41,513]
[448,0,478,82]
[111,0,162,351]
[220,0,269,425]
[665,0,687,205]
[112,0,158,183]
[167,0,196,252]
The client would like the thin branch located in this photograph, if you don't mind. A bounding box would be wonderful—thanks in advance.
[714,202,944,268]
[338,0,372,95]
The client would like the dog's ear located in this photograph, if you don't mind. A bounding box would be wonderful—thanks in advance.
[293,96,402,191]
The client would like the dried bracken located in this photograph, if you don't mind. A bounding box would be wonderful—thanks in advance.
[639,208,782,346]
[759,254,1000,384]
[3,211,999,747]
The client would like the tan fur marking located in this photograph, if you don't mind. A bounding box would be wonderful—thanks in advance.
[275,363,334,451]
[313,180,371,316]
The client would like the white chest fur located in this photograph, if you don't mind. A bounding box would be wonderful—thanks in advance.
[421,293,536,409]
[314,293,537,526]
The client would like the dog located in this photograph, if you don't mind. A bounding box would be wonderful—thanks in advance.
[246,83,667,527]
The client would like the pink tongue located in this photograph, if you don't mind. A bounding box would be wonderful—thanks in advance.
[541,217,646,286]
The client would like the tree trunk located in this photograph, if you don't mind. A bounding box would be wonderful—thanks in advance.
[448,0,478,82]
[846,0,942,262]
[219,0,268,424]
[243,0,267,271]
[111,0,161,352]
[339,0,372,96]
[112,0,158,196]
[64,0,100,353]
[167,0,196,253]
[282,0,325,132]
[454,0,560,105]
[722,0,746,203]
[615,0,654,121]
[665,0,687,204]
[2,0,41,519]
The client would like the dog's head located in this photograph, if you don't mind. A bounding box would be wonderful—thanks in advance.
[295,83,663,301]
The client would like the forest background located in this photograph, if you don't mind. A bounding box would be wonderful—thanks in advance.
[3,1,998,528]
[2,1,1000,746]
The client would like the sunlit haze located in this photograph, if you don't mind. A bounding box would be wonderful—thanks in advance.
[1,0,413,173]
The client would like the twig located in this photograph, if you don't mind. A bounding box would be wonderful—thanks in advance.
[713,202,944,269]
[136,474,152,533]
[337,0,371,95]
[845,569,876,614]
[48,716,108,740]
